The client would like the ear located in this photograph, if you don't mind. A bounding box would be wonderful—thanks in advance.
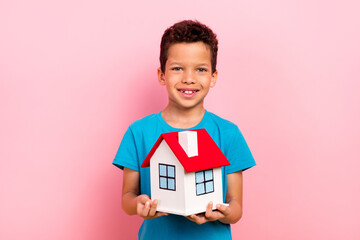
[210,70,218,88]
[157,68,166,86]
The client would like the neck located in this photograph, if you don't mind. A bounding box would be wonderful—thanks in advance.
[161,104,205,129]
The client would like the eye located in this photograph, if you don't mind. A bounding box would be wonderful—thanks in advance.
[171,67,182,71]
[197,68,207,72]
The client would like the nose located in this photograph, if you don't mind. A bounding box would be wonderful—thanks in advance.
[182,70,196,84]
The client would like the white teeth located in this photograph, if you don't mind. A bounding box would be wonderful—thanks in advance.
[179,89,198,94]
[181,90,196,94]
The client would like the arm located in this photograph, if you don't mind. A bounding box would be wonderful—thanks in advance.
[218,170,243,224]
[121,167,168,219]
[186,171,243,224]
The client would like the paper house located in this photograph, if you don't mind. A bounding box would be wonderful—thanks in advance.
[141,129,230,216]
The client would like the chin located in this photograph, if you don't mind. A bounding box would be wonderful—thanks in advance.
[181,102,203,110]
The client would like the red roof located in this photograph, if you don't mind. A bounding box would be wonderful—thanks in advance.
[141,129,230,172]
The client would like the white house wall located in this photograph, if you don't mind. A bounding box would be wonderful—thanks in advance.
[150,141,186,215]
[184,167,223,216]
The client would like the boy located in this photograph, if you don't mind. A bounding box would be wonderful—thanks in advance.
[113,20,256,240]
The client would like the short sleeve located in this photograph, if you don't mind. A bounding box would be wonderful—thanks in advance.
[225,126,256,174]
[112,126,140,171]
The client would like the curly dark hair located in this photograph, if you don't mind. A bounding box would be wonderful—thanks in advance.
[160,20,218,74]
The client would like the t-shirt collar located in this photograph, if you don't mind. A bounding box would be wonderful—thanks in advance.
[157,110,208,132]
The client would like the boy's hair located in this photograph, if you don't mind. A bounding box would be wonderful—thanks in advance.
[160,20,218,74]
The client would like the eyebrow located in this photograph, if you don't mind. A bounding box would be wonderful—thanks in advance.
[197,63,210,67]
[168,62,182,66]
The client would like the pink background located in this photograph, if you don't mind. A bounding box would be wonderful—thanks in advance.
[1,0,359,239]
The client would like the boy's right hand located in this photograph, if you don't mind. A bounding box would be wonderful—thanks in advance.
[136,194,168,220]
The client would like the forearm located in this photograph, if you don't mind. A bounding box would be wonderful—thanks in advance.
[218,199,242,224]
[122,191,140,215]
[121,167,142,215]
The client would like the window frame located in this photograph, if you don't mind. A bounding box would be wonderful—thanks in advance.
[195,169,214,196]
[158,163,176,191]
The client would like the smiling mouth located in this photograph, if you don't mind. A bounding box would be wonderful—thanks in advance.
[178,89,199,98]
[178,89,199,94]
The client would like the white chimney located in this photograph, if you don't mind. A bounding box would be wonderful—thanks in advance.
[178,131,198,157]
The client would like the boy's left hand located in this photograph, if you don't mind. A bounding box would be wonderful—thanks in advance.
[186,202,230,225]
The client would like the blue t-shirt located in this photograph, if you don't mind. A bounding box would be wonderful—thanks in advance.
[113,111,256,240]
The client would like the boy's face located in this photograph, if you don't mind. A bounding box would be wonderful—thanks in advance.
[158,41,217,111]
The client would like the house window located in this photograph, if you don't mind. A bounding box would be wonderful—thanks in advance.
[159,164,176,191]
[195,169,214,196]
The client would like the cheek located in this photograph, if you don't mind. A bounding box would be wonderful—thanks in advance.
[166,82,176,92]
[202,78,214,88]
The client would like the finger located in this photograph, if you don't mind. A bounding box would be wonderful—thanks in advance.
[139,195,150,204]
[195,217,206,225]
[216,204,231,216]
[142,201,151,217]
[187,214,198,222]
[205,201,213,218]
[148,199,158,216]
[213,210,225,219]
[153,211,168,218]
[189,214,206,225]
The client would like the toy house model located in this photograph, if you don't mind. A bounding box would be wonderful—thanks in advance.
[141,129,230,216]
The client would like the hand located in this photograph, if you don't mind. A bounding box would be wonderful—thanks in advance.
[186,201,231,225]
[136,194,168,220]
